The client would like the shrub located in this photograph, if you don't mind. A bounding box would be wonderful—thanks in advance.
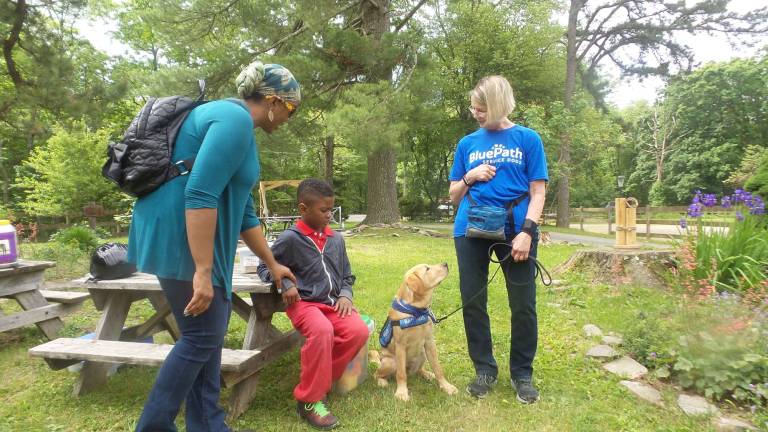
[49,223,105,253]
[399,195,430,219]
[648,181,669,206]
[622,311,676,372]
[745,152,768,200]
[674,323,767,406]
[623,294,768,411]
[19,241,90,280]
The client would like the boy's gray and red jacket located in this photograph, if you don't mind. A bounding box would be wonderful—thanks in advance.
[256,226,355,305]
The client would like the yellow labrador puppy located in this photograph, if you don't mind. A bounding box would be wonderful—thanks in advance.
[371,263,458,401]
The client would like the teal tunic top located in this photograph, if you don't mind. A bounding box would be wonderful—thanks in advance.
[127,99,261,298]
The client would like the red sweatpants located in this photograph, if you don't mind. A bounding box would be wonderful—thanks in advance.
[286,301,370,403]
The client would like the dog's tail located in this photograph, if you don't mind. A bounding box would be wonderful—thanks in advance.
[369,350,381,366]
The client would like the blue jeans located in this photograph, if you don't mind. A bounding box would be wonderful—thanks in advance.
[135,278,232,432]
[454,234,538,380]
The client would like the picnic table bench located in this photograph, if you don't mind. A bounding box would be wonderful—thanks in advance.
[0,260,89,339]
[28,271,303,420]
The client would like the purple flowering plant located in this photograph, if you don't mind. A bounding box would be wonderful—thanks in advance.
[677,187,767,295]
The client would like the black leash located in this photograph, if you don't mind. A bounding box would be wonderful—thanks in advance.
[434,241,552,324]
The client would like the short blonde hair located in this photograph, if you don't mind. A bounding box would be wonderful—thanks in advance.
[470,75,516,123]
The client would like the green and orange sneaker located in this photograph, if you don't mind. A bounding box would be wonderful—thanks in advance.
[297,400,338,430]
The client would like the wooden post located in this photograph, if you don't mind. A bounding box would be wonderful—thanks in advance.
[579,206,584,231]
[607,206,612,235]
[626,201,637,246]
[645,205,651,240]
[615,198,626,246]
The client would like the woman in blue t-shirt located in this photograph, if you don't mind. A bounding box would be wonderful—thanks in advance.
[448,75,549,403]
[131,61,299,432]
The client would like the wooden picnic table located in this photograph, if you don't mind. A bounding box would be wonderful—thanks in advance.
[29,271,302,420]
[0,260,87,339]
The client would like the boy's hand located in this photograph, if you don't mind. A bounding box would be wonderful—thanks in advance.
[269,263,297,291]
[282,286,300,306]
[334,296,355,318]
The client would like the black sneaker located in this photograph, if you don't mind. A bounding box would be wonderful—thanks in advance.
[511,376,539,404]
[466,374,497,399]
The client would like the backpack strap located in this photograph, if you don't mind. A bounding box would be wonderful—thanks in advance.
[167,82,208,179]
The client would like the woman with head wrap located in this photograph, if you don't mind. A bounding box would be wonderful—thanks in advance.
[130,61,301,432]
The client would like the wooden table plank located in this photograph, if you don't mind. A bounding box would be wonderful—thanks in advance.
[39,290,90,304]
[0,276,43,298]
[0,260,55,277]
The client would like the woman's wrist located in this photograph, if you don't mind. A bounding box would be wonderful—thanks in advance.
[462,175,472,186]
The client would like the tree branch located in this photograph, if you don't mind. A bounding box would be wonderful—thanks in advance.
[252,0,364,58]
[3,0,27,88]
[394,0,428,33]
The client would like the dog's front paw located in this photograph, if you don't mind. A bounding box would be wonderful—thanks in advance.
[394,388,411,402]
[377,378,389,387]
[440,381,458,395]
[419,369,436,381]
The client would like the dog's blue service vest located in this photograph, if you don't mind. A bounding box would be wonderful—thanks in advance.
[378,299,437,348]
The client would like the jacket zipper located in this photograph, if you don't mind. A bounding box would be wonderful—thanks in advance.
[310,239,335,306]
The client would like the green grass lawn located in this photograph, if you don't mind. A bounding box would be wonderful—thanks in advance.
[0,229,731,431]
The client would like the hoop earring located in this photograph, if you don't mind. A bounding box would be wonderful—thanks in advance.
[268,109,274,122]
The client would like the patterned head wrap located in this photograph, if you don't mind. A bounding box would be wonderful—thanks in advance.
[235,61,301,105]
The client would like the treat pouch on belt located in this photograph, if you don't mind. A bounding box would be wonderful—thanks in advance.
[464,190,529,241]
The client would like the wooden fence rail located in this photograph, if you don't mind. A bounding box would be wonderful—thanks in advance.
[541,205,736,239]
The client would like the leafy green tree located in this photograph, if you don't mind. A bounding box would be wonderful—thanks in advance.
[726,145,768,189]
[662,55,768,201]
[15,123,125,217]
[0,0,129,213]
[557,0,768,226]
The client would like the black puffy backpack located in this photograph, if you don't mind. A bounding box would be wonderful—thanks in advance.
[101,81,207,198]
[89,243,137,281]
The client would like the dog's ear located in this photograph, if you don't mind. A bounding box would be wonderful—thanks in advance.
[397,272,422,302]
[405,272,424,295]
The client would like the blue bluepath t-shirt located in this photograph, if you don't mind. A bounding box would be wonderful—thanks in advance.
[449,125,549,237]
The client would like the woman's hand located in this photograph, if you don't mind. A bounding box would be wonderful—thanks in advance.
[268,262,297,291]
[511,232,532,262]
[184,269,215,317]
[467,163,496,183]
[334,297,355,318]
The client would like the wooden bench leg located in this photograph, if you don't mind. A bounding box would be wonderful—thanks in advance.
[242,293,284,349]
[13,288,64,340]
[226,293,301,420]
[147,292,181,341]
[227,372,261,422]
[73,292,132,396]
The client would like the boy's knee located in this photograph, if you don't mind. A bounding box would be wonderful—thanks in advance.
[352,320,370,345]
[307,321,334,341]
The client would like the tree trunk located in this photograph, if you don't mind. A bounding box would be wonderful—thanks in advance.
[323,135,334,186]
[361,0,400,223]
[365,146,400,224]
[557,0,581,228]
[656,159,663,183]
[27,108,37,151]
[0,139,7,204]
